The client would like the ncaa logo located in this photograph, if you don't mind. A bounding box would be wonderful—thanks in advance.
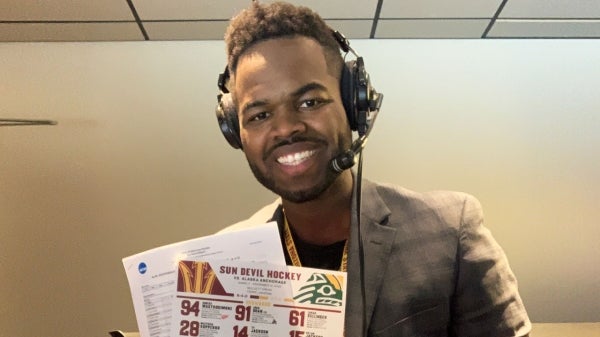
[138,262,147,274]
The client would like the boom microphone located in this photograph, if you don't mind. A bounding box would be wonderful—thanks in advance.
[330,135,368,173]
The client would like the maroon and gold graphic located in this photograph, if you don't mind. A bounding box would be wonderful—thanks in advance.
[177,261,233,296]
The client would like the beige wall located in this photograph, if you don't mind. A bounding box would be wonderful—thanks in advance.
[1,40,598,337]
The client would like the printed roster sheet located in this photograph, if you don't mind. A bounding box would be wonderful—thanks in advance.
[172,259,346,337]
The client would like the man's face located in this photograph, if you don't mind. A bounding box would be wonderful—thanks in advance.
[233,36,352,203]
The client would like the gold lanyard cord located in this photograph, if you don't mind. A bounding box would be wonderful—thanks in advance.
[283,214,348,272]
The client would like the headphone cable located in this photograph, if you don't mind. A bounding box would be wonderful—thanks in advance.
[355,150,368,337]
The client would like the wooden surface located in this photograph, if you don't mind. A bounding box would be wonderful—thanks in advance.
[531,323,600,337]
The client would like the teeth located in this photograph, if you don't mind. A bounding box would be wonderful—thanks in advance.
[277,150,316,166]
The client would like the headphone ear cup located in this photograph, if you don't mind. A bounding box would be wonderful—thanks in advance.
[342,57,372,137]
[340,60,357,131]
[215,93,243,149]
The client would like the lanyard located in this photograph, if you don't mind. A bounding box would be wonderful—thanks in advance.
[283,214,348,272]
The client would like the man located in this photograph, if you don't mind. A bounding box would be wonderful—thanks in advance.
[216,1,530,336]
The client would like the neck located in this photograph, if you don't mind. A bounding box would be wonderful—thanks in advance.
[282,170,353,245]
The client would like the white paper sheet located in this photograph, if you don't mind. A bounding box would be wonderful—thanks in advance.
[122,222,285,337]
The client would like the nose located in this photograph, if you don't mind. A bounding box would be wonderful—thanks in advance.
[271,107,307,140]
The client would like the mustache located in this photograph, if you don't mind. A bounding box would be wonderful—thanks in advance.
[264,135,328,160]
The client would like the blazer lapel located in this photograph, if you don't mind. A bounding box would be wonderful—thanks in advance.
[345,179,397,337]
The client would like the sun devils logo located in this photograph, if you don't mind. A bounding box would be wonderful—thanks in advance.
[177,261,233,296]
[293,273,344,306]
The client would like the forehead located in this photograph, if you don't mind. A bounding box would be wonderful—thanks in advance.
[233,37,335,100]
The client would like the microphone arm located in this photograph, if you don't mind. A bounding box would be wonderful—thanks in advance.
[330,90,382,173]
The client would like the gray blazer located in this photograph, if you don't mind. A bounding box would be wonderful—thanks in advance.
[221,179,531,337]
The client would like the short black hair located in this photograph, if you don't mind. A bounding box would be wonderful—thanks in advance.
[225,1,343,78]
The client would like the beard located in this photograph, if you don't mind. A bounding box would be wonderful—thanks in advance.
[247,136,350,203]
[248,161,341,203]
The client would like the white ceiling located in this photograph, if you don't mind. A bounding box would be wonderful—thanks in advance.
[1,0,599,42]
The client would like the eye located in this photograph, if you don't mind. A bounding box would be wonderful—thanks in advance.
[248,111,270,123]
[298,98,330,109]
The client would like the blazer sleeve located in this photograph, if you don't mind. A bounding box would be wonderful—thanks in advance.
[451,194,531,337]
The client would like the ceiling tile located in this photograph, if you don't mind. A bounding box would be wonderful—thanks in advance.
[380,0,503,18]
[489,20,600,38]
[0,23,143,42]
[375,19,491,38]
[324,19,373,39]
[500,0,600,18]
[0,0,134,21]
[144,21,230,40]
[132,0,250,20]
[132,0,378,20]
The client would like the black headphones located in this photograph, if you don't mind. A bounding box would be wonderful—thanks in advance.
[215,30,383,150]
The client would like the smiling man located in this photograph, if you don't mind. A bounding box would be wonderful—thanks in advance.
[215,1,530,336]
